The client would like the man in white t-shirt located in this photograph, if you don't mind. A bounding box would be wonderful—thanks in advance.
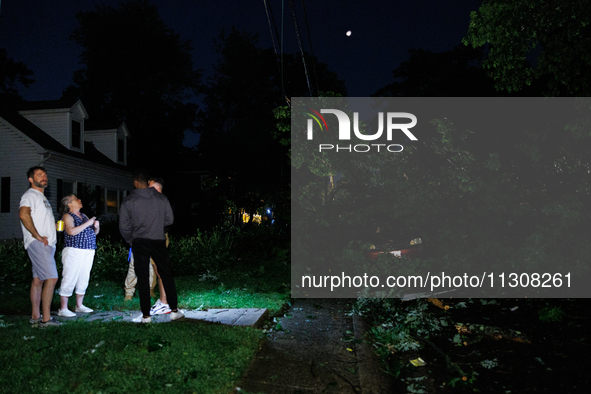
[19,166,60,328]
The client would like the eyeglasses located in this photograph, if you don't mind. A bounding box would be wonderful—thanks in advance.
[67,197,81,204]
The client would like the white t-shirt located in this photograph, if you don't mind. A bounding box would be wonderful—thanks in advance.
[19,188,57,249]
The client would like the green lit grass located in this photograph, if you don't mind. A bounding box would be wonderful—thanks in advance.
[0,317,263,393]
[0,231,290,393]
[0,258,290,316]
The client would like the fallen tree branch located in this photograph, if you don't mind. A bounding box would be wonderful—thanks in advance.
[455,323,531,345]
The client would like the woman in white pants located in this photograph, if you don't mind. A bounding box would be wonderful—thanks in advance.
[57,195,99,317]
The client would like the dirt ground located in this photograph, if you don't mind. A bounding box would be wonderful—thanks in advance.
[237,298,366,393]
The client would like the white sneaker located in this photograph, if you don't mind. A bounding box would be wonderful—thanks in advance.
[132,314,151,323]
[149,299,162,314]
[150,302,171,315]
[75,305,93,313]
[170,310,185,321]
[58,308,76,317]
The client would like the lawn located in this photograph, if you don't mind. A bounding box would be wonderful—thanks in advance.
[0,249,290,394]
[0,257,290,317]
[0,317,263,393]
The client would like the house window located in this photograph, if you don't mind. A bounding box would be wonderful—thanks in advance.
[95,186,104,215]
[63,181,74,196]
[106,189,118,214]
[1,177,10,213]
[56,179,75,207]
[72,120,81,149]
[117,138,125,163]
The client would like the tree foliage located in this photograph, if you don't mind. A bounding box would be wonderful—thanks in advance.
[463,0,591,96]
[197,29,345,226]
[290,97,591,296]
[374,45,497,97]
[63,0,202,170]
[0,48,34,105]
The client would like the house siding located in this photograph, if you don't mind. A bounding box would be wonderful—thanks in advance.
[85,131,116,163]
[20,111,70,149]
[33,153,131,224]
[1,100,131,241]
[0,129,132,241]
[0,123,45,239]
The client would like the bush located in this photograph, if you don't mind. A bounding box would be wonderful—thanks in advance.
[0,240,33,286]
[169,226,238,276]
[1,228,241,286]
[91,237,129,281]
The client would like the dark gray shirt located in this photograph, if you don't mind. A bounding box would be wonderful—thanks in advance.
[119,187,173,245]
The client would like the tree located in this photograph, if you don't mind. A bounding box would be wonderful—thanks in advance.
[0,48,34,105]
[463,0,591,96]
[374,45,497,97]
[289,97,591,297]
[197,29,345,227]
[63,0,202,170]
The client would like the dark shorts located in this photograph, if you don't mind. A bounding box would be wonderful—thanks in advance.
[26,240,58,281]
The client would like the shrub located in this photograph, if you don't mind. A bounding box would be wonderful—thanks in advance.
[0,240,33,286]
[169,226,238,276]
[1,228,240,286]
[91,237,129,281]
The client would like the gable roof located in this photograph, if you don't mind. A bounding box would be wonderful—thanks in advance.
[0,105,127,171]
[85,119,129,137]
[17,99,89,118]
[16,99,77,111]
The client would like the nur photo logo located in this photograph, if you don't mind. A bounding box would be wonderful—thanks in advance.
[301,107,418,153]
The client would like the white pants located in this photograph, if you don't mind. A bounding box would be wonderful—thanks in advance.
[59,247,95,297]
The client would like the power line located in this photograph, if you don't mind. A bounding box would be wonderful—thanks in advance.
[301,0,319,96]
[263,0,288,105]
[288,0,313,97]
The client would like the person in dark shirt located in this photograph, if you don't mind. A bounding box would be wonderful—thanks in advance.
[119,170,183,323]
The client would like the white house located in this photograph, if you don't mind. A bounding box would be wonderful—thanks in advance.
[0,99,133,240]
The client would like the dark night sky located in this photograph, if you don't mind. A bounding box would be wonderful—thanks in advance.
[0,0,483,99]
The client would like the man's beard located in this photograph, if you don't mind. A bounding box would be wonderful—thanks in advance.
[33,180,48,189]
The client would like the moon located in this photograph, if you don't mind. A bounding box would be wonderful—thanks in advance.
[346,31,352,36]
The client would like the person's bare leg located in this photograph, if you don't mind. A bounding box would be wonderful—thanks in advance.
[75,294,85,308]
[149,260,157,297]
[41,278,57,322]
[30,277,43,320]
[158,274,167,304]
[152,264,167,304]
[60,295,70,311]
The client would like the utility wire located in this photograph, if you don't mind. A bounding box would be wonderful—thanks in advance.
[263,0,288,105]
[301,0,320,96]
[288,0,313,97]
[281,0,288,105]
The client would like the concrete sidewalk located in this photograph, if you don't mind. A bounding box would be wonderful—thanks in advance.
[236,298,396,393]
[50,307,268,326]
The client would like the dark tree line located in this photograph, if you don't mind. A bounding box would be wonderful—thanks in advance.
[3,0,591,243]
[62,0,201,173]
[196,28,345,228]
